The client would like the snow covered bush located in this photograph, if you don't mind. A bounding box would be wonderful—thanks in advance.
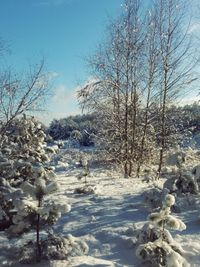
[8,178,71,233]
[74,184,99,195]
[136,194,189,267]
[9,178,71,262]
[142,187,169,210]
[17,232,88,264]
[166,150,186,167]
[74,156,98,194]
[0,115,57,231]
[163,170,199,195]
[163,149,200,196]
[0,177,22,230]
[77,157,90,185]
[0,116,73,262]
[70,129,82,141]
[192,164,200,188]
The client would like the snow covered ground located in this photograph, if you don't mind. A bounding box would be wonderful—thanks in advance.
[0,147,200,267]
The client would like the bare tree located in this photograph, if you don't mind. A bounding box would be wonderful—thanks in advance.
[78,0,152,177]
[155,0,197,175]
[0,58,49,136]
[78,0,197,178]
[136,8,160,176]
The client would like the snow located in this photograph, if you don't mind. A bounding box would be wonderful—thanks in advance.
[0,147,200,266]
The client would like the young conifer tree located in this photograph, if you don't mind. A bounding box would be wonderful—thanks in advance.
[136,194,189,267]
[0,116,71,262]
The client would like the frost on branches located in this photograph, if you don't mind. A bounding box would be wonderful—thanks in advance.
[13,177,71,262]
[17,233,89,264]
[74,156,98,194]
[0,116,73,262]
[0,115,70,235]
[0,115,57,231]
[136,194,189,267]
[164,150,200,195]
[8,178,71,236]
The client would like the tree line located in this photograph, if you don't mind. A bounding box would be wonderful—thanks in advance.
[48,113,97,146]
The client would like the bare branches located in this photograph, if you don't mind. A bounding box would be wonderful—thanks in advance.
[155,0,197,174]
[0,58,49,136]
[78,0,198,177]
[78,0,156,177]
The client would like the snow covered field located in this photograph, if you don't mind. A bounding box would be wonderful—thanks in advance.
[0,146,200,267]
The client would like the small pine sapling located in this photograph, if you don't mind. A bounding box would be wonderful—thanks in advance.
[70,130,82,148]
[75,156,98,194]
[0,116,72,262]
[77,157,90,185]
[0,116,57,231]
[81,158,90,185]
[13,177,71,262]
[136,194,189,267]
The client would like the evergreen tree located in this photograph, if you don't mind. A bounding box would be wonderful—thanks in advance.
[136,194,189,267]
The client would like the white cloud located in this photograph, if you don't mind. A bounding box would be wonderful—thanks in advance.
[75,76,100,90]
[39,84,81,124]
[33,71,59,88]
[36,110,80,125]
[37,77,99,125]
[188,22,200,34]
[179,96,200,106]
[52,84,76,105]
[47,71,60,80]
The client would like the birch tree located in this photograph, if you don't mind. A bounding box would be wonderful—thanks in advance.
[78,0,197,178]
[155,0,197,175]
[78,0,148,177]
[136,7,160,176]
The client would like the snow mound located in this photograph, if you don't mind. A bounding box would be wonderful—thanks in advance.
[74,185,101,195]
[16,233,88,264]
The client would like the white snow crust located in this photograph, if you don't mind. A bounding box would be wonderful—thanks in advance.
[0,146,200,266]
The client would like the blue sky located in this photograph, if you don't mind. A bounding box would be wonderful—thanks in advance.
[0,0,200,125]
[0,0,123,124]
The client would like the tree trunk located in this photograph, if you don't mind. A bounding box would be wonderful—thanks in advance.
[157,67,167,177]
[36,198,42,262]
